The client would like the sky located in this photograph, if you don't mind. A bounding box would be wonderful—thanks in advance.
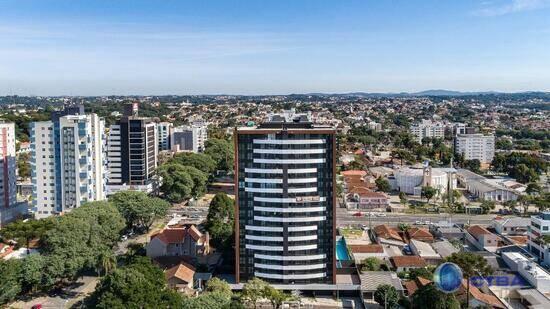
[1,0,550,95]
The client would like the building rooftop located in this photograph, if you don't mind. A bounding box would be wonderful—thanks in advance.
[431,240,459,258]
[390,256,427,268]
[358,271,404,292]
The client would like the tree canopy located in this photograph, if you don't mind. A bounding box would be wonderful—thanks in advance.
[374,284,400,309]
[109,191,170,232]
[205,193,235,249]
[412,284,460,309]
[204,138,234,172]
[85,256,182,309]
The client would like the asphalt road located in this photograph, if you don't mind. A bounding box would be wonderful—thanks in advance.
[336,207,496,227]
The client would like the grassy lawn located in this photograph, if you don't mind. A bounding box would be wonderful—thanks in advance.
[339,227,363,238]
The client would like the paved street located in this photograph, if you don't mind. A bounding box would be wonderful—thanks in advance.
[10,276,99,309]
[336,206,497,227]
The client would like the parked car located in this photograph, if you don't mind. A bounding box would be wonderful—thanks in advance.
[415,220,422,225]
[353,212,363,217]
[376,213,387,217]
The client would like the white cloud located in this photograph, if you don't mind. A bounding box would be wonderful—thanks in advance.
[472,0,550,16]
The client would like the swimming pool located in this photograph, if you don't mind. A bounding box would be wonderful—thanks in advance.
[336,236,351,261]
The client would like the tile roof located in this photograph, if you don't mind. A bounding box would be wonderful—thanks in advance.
[407,227,434,241]
[468,225,492,239]
[390,256,427,268]
[374,225,404,243]
[350,244,384,254]
[458,279,505,309]
[165,262,196,284]
[342,170,367,177]
[358,271,404,292]
[188,225,203,241]
[403,277,432,296]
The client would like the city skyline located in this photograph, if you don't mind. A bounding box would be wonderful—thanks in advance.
[1,0,550,95]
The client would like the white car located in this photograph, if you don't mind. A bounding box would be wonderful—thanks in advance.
[376,213,387,217]
[415,220,422,225]
[424,220,432,225]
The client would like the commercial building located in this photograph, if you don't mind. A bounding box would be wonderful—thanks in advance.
[456,169,519,202]
[0,122,25,226]
[106,103,158,195]
[527,212,550,266]
[235,111,336,285]
[31,106,105,219]
[171,121,208,153]
[455,133,495,164]
[157,122,173,151]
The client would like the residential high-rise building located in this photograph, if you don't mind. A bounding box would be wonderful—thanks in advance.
[157,122,172,151]
[235,111,336,285]
[31,107,105,219]
[106,103,158,195]
[0,122,23,226]
[171,121,208,153]
[455,133,495,164]
[410,119,446,143]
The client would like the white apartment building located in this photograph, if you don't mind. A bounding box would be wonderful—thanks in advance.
[455,133,495,164]
[0,122,23,226]
[410,120,446,143]
[171,121,208,153]
[528,212,550,266]
[157,122,172,151]
[31,114,105,219]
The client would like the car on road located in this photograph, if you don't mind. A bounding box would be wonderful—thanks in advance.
[414,220,422,225]
[353,212,363,217]
[424,220,432,225]
[31,305,42,309]
[376,213,386,217]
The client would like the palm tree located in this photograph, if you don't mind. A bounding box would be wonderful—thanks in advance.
[96,250,117,276]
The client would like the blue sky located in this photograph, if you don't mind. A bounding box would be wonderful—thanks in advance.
[1,0,550,95]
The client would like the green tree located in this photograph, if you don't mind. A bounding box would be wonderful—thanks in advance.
[157,163,195,202]
[171,152,217,174]
[241,277,269,309]
[374,284,399,309]
[408,267,434,281]
[109,191,170,232]
[526,183,542,195]
[204,138,234,172]
[511,164,539,184]
[375,177,391,193]
[421,186,437,204]
[412,284,460,309]
[464,159,481,173]
[205,277,232,296]
[479,200,496,214]
[264,285,291,309]
[85,256,182,309]
[0,259,22,305]
[445,252,493,307]
[361,257,382,272]
[205,193,234,249]
[42,201,125,281]
[17,152,31,179]
[18,254,46,293]
[181,291,232,309]
[0,219,54,253]
[96,250,117,277]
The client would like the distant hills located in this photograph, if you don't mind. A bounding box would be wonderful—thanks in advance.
[304,90,549,98]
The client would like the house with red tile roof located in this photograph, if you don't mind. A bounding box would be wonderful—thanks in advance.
[457,279,506,308]
[390,255,427,272]
[406,227,434,243]
[466,225,499,251]
[165,262,196,291]
[146,225,210,259]
[373,224,406,247]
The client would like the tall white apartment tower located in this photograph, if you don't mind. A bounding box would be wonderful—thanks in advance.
[455,134,495,164]
[171,121,208,153]
[0,122,20,226]
[31,109,105,219]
